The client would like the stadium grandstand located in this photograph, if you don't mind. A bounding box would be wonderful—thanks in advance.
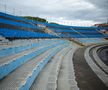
[0,12,108,90]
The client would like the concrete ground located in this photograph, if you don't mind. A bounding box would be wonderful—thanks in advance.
[73,47,108,90]
[97,46,108,66]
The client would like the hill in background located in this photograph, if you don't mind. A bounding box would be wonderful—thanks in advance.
[22,16,48,22]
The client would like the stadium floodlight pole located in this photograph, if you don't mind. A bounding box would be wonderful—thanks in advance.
[13,8,15,16]
[4,0,6,13]
[20,10,22,16]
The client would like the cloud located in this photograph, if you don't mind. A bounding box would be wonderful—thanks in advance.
[0,0,108,25]
[86,0,108,9]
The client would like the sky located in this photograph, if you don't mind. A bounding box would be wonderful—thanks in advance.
[0,0,108,26]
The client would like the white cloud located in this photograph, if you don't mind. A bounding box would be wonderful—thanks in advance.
[0,0,107,26]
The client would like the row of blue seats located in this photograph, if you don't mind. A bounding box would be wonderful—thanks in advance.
[0,39,59,58]
[0,28,58,38]
[35,20,99,30]
[59,33,107,38]
[46,25,107,38]
[1,12,107,32]
[0,12,57,31]
[99,26,108,31]
[0,12,59,38]
[0,12,107,38]
[1,27,105,38]
[50,28,100,33]
[0,12,37,26]
[0,12,101,31]
[49,28,107,38]
[0,12,47,31]
[0,18,42,30]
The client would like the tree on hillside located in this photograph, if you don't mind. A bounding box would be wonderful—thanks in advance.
[22,16,48,22]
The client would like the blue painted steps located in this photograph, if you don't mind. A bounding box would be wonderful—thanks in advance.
[0,40,66,79]
[0,40,69,90]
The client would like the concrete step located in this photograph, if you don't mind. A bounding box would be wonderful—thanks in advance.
[0,39,58,58]
[30,45,79,90]
[0,41,65,79]
[57,47,79,90]
[30,45,71,90]
[0,39,57,50]
[0,39,32,49]
[0,43,68,90]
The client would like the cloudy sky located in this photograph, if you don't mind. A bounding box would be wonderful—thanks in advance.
[0,0,108,26]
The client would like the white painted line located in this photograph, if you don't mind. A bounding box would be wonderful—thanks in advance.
[84,46,108,87]
[93,46,108,73]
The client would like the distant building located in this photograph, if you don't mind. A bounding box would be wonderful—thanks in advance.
[94,23,108,31]
[94,23,108,35]
[94,23,108,27]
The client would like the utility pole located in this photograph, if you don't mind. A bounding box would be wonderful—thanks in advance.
[20,10,22,16]
[107,17,108,24]
[13,8,15,15]
[4,0,6,13]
